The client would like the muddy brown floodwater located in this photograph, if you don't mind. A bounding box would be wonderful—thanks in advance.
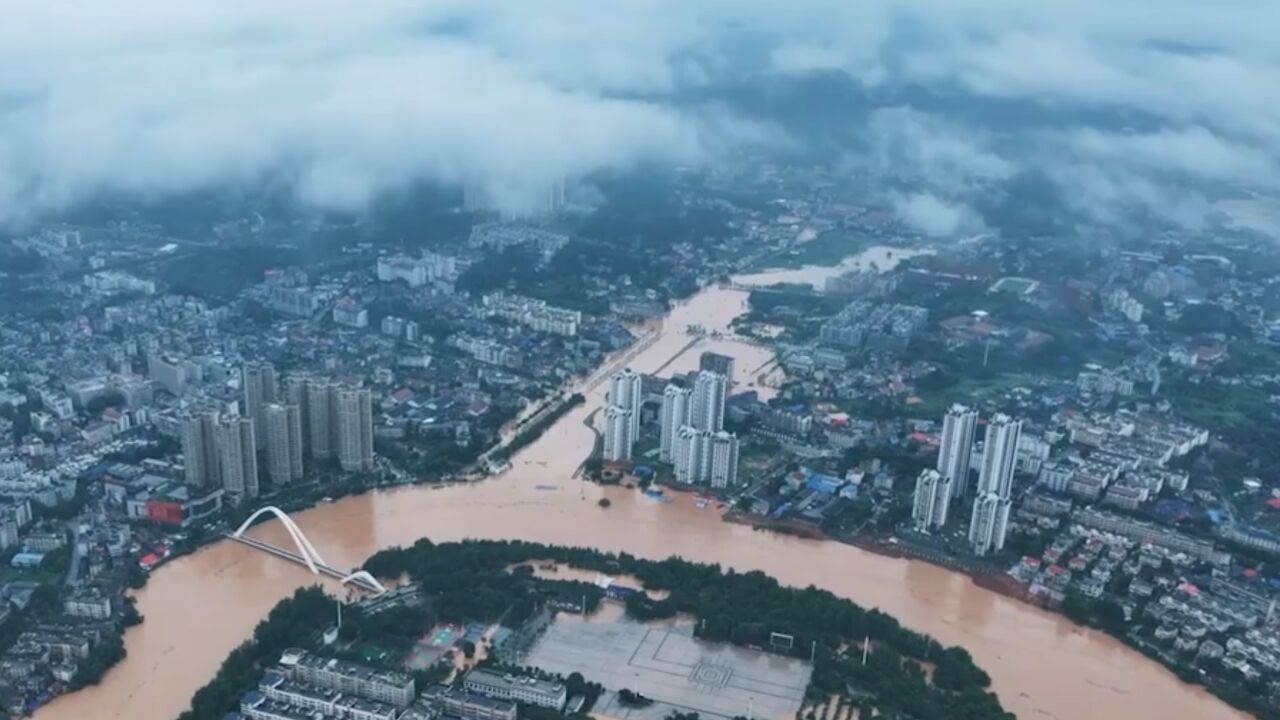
[36,249,1247,720]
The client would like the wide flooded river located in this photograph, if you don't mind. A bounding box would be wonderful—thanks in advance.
[37,248,1245,720]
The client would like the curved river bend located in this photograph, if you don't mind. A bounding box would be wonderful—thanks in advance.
[38,249,1245,720]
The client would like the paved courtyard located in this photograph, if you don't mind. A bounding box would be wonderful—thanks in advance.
[524,614,811,720]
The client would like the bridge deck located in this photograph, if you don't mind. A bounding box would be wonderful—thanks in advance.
[225,533,384,593]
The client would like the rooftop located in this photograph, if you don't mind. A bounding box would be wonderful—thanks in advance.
[464,667,566,699]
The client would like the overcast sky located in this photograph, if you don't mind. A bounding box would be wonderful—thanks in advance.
[1,0,1277,233]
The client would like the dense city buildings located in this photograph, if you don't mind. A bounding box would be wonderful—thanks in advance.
[376,253,457,288]
[483,292,581,337]
[818,302,928,354]
[279,649,416,707]
[643,367,739,488]
[180,411,260,497]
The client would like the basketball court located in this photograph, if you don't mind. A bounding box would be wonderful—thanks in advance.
[405,624,461,670]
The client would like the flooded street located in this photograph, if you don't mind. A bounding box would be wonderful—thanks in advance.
[732,246,933,291]
[36,249,1245,720]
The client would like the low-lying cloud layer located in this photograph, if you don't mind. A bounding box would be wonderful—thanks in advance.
[2,0,1277,232]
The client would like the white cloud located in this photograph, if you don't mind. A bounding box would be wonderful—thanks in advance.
[1065,127,1280,186]
[0,0,714,225]
[891,192,986,238]
[865,108,1015,187]
[771,45,848,74]
[0,0,1277,228]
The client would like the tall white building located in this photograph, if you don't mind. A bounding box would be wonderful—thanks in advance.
[263,404,291,485]
[376,253,457,286]
[147,353,188,396]
[263,403,304,485]
[976,414,1023,498]
[969,413,1022,555]
[306,379,336,461]
[994,498,1012,551]
[216,416,259,499]
[602,405,635,462]
[608,368,643,443]
[911,468,952,531]
[969,493,1003,555]
[243,362,278,449]
[286,404,304,480]
[658,370,734,486]
[912,469,941,532]
[689,371,727,432]
[601,368,642,463]
[939,404,978,499]
[335,388,374,473]
[673,426,710,485]
[180,412,221,487]
[658,384,691,463]
[284,376,310,456]
[708,431,740,489]
[672,426,739,487]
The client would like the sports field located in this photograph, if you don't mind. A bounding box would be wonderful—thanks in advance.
[405,624,460,670]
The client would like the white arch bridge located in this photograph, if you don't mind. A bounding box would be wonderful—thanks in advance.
[226,506,387,594]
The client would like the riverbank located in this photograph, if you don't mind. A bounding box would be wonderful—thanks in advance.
[723,511,1032,603]
[726,505,1275,718]
[843,535,1034,602]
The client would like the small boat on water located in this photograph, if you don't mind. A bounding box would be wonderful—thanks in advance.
[643,487,668,502]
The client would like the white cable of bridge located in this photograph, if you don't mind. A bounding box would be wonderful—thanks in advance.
[232,505,327,573]
[234,506,386,594]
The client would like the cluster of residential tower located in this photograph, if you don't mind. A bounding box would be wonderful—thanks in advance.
[912,405,1024,556]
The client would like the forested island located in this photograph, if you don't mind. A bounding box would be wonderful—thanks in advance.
[181,540,1011,720]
